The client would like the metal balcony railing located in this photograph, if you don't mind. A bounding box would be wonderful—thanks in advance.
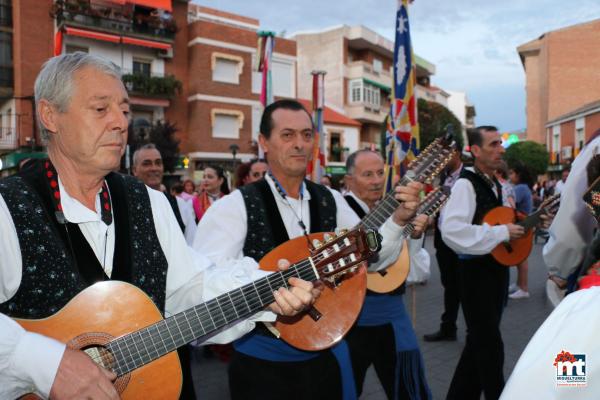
[121,71,182,98]
[52,0,176,42]
[0,127,18,150]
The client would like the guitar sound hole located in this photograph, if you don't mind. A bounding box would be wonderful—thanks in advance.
[84,345,116,371]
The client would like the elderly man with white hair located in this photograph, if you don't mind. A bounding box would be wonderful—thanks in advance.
[0,52,318,399]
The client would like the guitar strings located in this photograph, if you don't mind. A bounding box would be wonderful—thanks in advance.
[88,239,360,371]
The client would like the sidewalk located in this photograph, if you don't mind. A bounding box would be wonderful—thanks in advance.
[192,237,555,399]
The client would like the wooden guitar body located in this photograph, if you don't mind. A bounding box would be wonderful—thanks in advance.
[366,240,410,293]
[17,281,181,400]
[483,206,534,266]
[259,233,366,351]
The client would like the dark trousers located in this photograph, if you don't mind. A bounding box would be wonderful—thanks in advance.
[228,350,342,400]
[447,257,508,400]
[435,241,460,333]
[346,323,396,399]
[177,345,197,400]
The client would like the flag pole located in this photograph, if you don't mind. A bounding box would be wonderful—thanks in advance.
[309,70,327,183]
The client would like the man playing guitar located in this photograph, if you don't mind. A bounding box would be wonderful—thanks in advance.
[0,54,316,400]
[440,126,526,399]
[343,149,432,399]
[194,99,422,399]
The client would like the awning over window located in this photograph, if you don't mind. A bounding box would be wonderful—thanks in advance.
[64,27,121,43]
[63,27,172,50]
[106,0,172,11]
[121,37,171,50]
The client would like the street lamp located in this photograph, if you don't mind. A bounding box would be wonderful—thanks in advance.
[229,143,239,168]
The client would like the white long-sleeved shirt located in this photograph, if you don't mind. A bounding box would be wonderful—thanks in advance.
[440,167,509,255]
[0,177,267,399]
[175,195,197,245]
[194,176,405,298]
[543,136,600,279]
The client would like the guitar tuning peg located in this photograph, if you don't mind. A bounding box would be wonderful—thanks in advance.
[312,239,322,248]
[323,233,334,242]
[335,228,348,236]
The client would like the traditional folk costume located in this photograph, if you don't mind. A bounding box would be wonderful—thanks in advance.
[0,159,263,399]
[344,192,431,400]
[194,174,406,400]
[441,168,510,400]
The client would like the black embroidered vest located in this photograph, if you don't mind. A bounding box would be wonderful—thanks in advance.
[460,169,503,225]
[0,160,169,318]
[239,179,337,262]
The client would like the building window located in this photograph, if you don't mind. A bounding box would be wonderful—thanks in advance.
[65,45,88,54]
[552,125,560,153]
[0,0,11,28]
[348,80,380,109]
[272,59,294,97]
[211,109,244,139]
[349,80,362,103]
[575,117,585,151]
[373,58,382,74]
[212,53,243,84]
[133,60,152,78]
[329,131,343,162]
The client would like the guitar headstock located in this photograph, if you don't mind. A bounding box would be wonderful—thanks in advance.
[311,228,381,281]
[584,175,600,223]
[539,193,561,215]
[417,187,450,217]
[406,126,457,184]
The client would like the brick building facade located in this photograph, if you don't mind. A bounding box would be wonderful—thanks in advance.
[518,18,600,169]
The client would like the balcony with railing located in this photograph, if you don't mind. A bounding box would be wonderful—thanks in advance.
[345,61,392,90]
[121,69,182,98]
[52,0,177,43]
[0,127,18,150]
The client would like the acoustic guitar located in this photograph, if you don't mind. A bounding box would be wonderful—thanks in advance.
[16,228,380,399]
[483,194,560,266]
[367,187,450,293]
[260,130,456,351]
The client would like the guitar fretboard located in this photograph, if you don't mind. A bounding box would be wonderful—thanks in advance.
[107,259,318,376]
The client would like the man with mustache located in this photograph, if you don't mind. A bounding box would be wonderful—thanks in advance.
[194,99,423,399]
[343,149,432,399]
[0,53,316,400]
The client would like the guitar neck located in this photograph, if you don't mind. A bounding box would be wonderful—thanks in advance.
[107,260,318,376]
[517,195,559,230]
[358,176,410,230]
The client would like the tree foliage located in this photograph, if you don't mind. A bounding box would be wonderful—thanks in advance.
[504,140,549,176]
[417,98,463,150]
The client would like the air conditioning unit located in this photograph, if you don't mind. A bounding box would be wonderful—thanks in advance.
[561,146,573,160]
[158,48,173,59]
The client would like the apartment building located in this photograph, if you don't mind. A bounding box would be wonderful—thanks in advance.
[295,25,437,151]
[0,0,190,175]
[518,18,600,168]
[186,4,296,171]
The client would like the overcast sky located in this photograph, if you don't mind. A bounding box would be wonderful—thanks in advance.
[193,1,600,131]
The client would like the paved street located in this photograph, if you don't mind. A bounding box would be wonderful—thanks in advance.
[191,235,555,399]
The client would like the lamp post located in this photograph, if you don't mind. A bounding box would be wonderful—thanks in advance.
[229,143,239,169]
